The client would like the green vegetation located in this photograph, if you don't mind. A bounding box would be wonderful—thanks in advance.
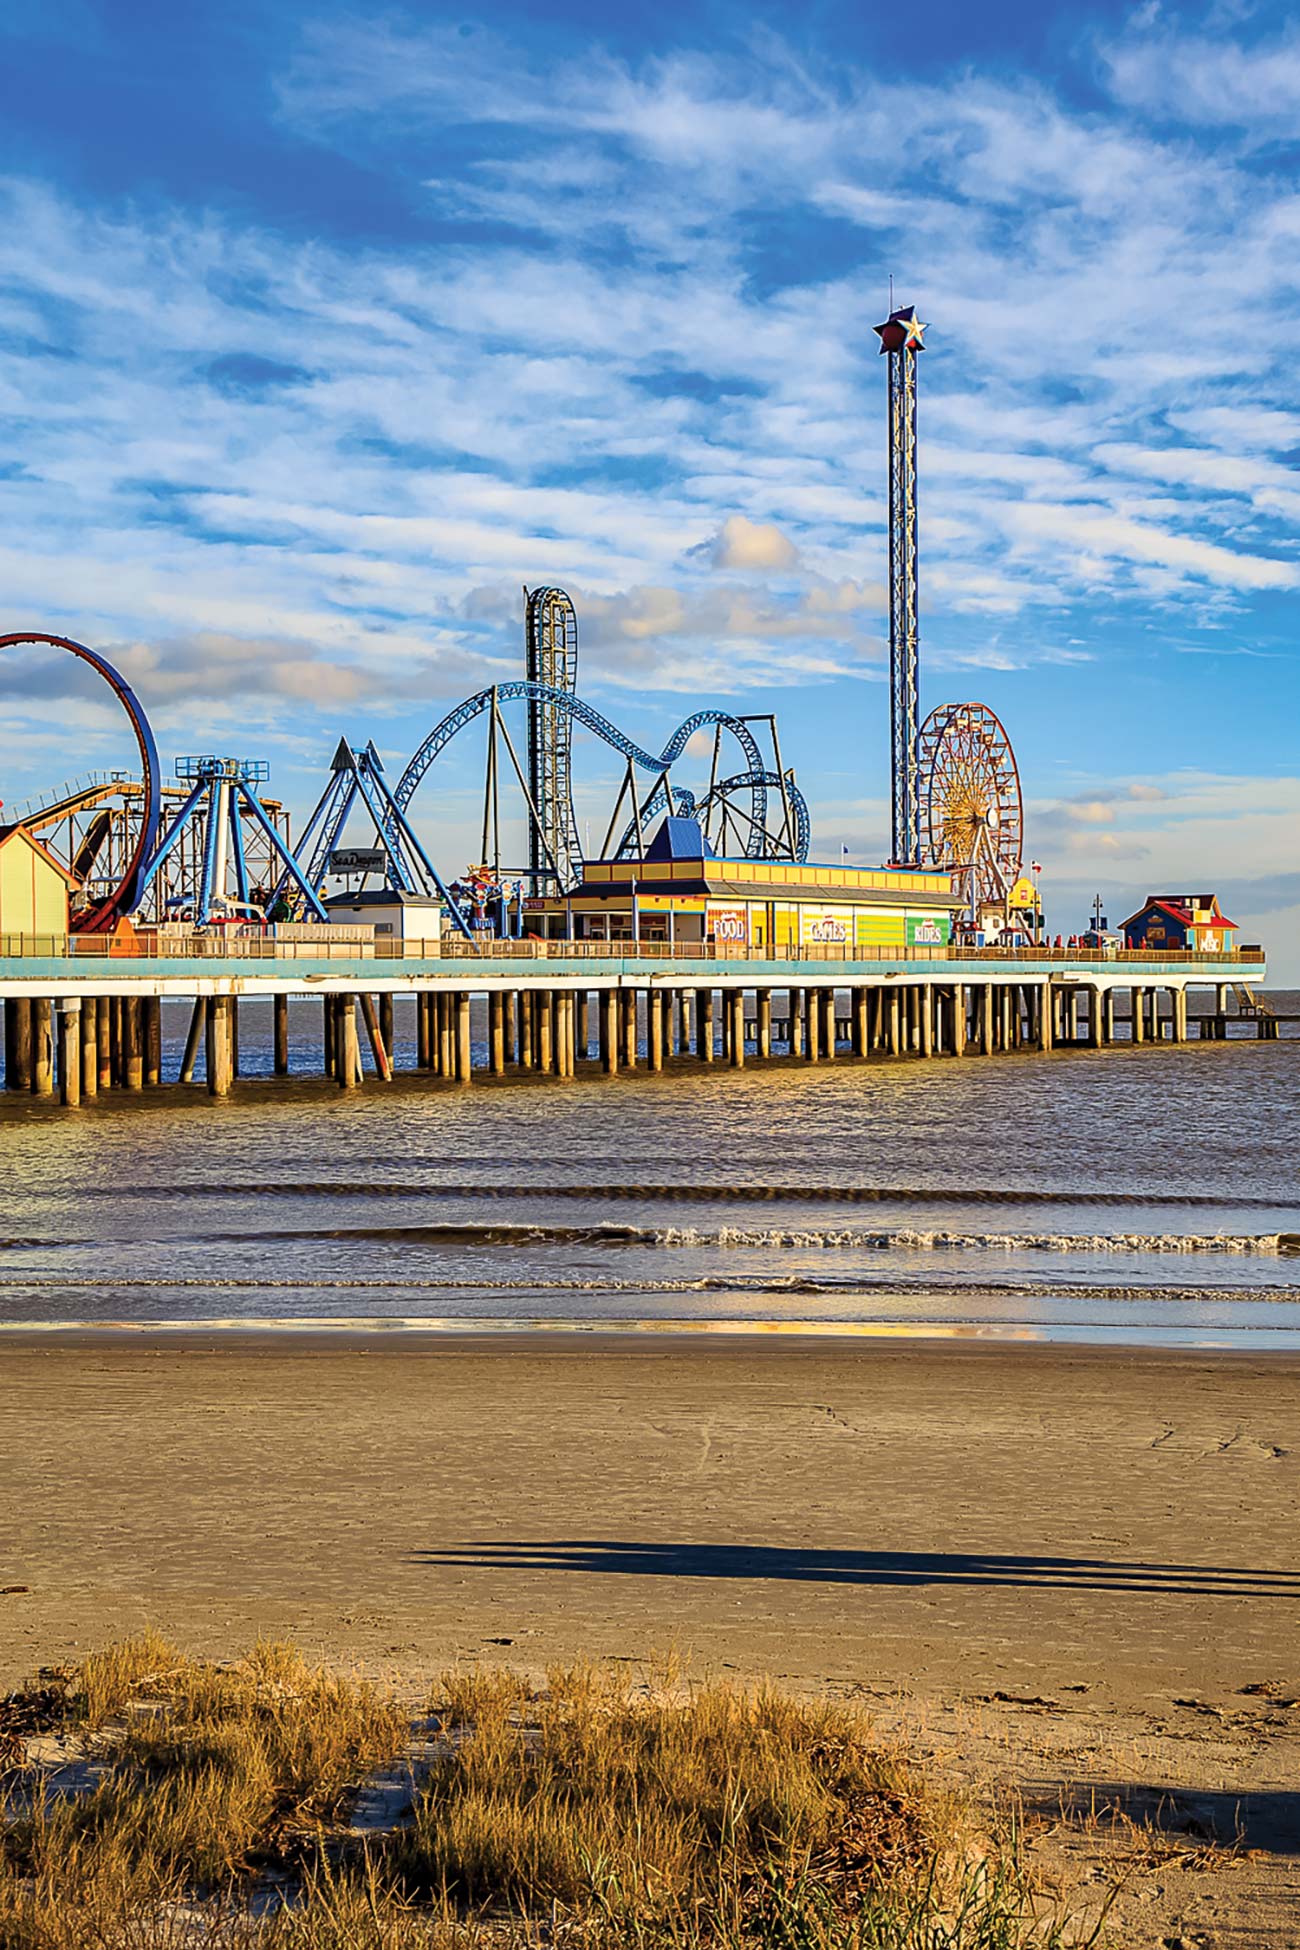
[0,1639,1098,1948]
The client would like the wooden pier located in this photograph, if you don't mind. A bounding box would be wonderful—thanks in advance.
[0,939,1272,1105]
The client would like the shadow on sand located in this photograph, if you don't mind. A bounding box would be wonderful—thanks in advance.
[1043,1780,1300,1856]
[410,1539,1300,1600]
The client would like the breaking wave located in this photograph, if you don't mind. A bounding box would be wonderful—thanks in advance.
[245,1220,1295,1257]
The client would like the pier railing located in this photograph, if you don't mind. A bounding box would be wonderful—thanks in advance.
[0,933,1265,968]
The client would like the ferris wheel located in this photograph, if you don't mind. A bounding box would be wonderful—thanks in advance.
[917,702,1023,922]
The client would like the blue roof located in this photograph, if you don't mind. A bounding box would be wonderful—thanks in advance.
[644,816,715,861]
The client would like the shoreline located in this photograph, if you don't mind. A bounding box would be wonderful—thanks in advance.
[5,1317,1300,1352]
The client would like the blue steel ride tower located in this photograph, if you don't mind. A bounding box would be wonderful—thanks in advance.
[873,304,926,866]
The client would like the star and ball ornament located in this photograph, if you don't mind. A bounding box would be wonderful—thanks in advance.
[873,306,926,353]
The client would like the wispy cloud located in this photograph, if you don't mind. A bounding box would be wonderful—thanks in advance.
[1102,23,1300,137]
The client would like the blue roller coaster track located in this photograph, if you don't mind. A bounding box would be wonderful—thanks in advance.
[614,770,811,863]
[396,681,808,866]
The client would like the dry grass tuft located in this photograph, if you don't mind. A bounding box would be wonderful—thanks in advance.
[403,1662,930,1930]
[1,1634,407,1909]
[0,1646,1095,1948]
[71,1628,186,1729]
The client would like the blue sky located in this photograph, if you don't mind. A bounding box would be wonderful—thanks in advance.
[1,1,1298,968]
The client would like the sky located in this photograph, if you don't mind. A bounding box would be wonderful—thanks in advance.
[0,0,1298,969]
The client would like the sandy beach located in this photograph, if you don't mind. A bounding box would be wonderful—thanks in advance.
[3,1333,1298,1939]
[3,1333,1297,1693]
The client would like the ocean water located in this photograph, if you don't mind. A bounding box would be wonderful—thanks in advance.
[1,991,1298,1348]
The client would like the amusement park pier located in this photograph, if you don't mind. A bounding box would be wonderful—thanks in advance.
[0,926,1271,1107]
[0,305,1273,1101]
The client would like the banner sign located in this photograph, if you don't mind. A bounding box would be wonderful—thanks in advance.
[328,848,387,874]
[706,904,749,945]
[905,914,949,946]
[799,909,851,947]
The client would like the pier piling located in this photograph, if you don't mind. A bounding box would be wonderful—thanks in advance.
[32,999,53,1097]
[697,988,715,1062]
[207,996,233,1097]
[80,999,97,1097]
[359,994,392,1080]
[336,996,359,1091]
[122,997,142,1090]
[538,989,554,1074]
[6,998,32,1090]
[648,990,664,1071]
[144,997,161,1085]
[180,1000,204,1083]
[728,989,745,1067]
[58,1000,80,1107]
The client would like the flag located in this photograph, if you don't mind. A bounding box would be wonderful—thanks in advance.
[842,843,850,858]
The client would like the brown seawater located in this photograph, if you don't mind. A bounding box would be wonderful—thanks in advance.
[2,993,1299,1346]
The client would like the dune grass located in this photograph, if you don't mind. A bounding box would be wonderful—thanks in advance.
[403,1660,930,1929]
[1,1634,407,1939]
[0,1641,1098,1948]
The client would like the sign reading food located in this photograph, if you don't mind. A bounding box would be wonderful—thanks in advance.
[707,905,749,945]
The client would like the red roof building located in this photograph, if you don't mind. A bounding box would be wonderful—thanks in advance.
[1121,894,1238,953]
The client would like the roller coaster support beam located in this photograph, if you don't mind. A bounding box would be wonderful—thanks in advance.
[351,752,474,940]
[132,778,210,899]
[234,780,330,921]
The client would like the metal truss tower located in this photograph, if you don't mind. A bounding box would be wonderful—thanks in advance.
[873,304,926,865]
[523,586,579,886]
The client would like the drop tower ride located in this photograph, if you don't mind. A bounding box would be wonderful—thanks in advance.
[872,304,926,866]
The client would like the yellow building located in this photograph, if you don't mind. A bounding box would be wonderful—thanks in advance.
[0,825,77,937]
[527,818,960,948]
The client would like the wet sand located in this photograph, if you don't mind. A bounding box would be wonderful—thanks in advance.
[3,1335,1298,1939]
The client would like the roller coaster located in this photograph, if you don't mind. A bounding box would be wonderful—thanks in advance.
[392,681,809,871]
[0,594,811,933]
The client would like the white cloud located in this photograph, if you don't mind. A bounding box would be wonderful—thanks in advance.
[1102,27,1300,136]
[709,515,800,571]
[1001,503,1297,592]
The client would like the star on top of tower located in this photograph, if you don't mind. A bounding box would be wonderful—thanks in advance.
[873,306,927,353]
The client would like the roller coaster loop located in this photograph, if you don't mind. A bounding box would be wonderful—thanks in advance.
[396,682,779,861]
[615,770,811,863]
[0,631,161,932]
